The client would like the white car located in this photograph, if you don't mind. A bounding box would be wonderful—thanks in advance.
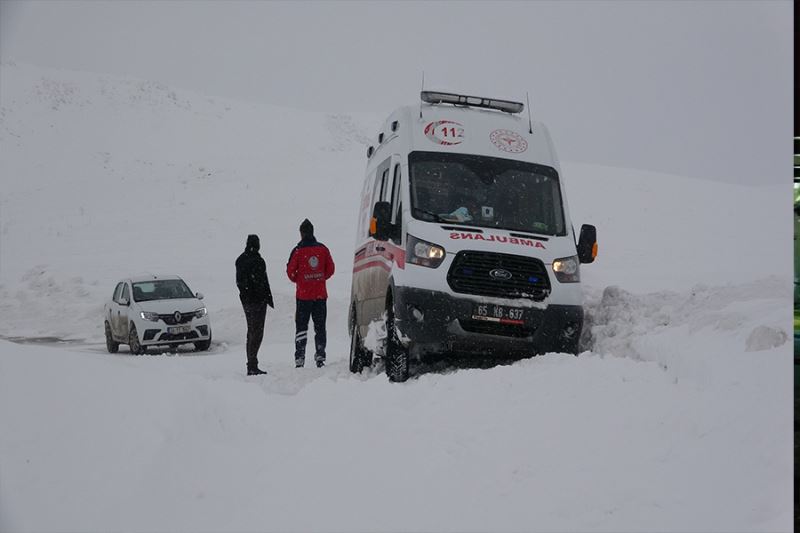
[104,275,212,354]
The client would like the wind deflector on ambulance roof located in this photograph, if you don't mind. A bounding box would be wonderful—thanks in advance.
[421,91,524,114]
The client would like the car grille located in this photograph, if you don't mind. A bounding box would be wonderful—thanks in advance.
[158,331,199,342]
[159,313,195,325]
[447,251,550,300]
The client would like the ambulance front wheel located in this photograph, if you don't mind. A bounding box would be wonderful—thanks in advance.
[385,296,409,383]
[349,318,372,373]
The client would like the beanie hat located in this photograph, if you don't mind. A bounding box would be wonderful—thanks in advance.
[300,219,314,237]
[246,234,260,252]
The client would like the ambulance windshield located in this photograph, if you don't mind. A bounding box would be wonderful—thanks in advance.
[408,151,566,236]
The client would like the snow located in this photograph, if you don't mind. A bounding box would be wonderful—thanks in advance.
[0,62,792,532]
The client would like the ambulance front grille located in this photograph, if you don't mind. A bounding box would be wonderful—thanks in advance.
[447,251,550,301]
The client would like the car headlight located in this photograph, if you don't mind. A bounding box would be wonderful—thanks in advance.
[194,307,207,318]
[407,234,446,268]
[140,311,160,321]
[552,255,580,283]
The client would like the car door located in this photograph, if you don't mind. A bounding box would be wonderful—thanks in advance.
[109,282,123,338]
[118,282,132,338]
[363,158,391,322]
[374,157,403,296]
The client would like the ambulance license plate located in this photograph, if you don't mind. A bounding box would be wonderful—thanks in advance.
[472,304,525,324]
[168,326,191,334]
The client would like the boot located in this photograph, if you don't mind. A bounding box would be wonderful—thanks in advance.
[316,360,325,368]
[247,367,267,376]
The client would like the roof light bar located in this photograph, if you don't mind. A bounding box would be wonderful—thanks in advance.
[421,91,524,114]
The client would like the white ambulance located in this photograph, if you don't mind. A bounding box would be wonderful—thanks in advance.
[349,91,597,382]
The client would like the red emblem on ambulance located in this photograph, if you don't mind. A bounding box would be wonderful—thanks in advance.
[490,129,528,153]
[424,120,465,146]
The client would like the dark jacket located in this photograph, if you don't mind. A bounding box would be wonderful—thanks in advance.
[286,237,335,301]
[236,246,274,307]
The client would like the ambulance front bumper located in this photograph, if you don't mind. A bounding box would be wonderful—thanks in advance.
[393,286,583,358]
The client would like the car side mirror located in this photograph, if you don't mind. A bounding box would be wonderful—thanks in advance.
[370,201,392,241]
[196,292,204,300]
[577,224,597,264]
[119,297,130,306]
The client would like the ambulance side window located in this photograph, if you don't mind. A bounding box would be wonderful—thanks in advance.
[359,177,371,239]
[372,168,388,208]
[390,164,401,219]
[368,158,391,238]
[389,164,402,244]
[367,170,380,238]
[373,158,391,204]
[378,168,388,200]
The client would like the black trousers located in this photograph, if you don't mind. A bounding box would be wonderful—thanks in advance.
[294,299,327,364]
[242,301,267,369]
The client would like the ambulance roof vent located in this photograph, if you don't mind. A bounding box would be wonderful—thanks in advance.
[421,91,524,114]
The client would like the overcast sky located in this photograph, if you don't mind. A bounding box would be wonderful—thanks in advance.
[0,0,792,185]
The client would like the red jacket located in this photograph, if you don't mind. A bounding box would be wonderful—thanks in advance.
[286,239,335,300]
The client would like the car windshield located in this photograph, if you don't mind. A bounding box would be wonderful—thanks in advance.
[132,279,194,302]
[408,151,566,235]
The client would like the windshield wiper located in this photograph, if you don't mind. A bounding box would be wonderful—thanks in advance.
[413,208,447,223]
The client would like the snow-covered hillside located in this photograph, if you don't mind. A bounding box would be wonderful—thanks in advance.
[0,62,792,532]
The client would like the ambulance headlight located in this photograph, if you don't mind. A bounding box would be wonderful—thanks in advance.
[552,255,580,283]
[408,235,446,268]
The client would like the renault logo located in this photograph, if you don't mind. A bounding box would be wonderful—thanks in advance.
[174,311,182,322]
[489,268,513,280]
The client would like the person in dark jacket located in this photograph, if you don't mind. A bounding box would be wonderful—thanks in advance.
[236,234,274,375]
[286,219,335,368]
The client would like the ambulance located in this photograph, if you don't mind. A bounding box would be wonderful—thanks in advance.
[349,91,597,382]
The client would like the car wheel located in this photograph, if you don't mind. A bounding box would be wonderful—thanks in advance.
[128,324,144,355]
[385,298,409,383]
[194,334,211,352]
[349,318,365,374]
[104,321,119,353]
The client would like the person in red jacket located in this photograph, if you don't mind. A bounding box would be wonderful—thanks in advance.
[286,219,335,368]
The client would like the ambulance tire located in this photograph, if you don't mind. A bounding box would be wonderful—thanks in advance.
[349,318,366,374]
[385,298,409,383]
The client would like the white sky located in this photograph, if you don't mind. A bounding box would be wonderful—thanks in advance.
[0,0,792,185]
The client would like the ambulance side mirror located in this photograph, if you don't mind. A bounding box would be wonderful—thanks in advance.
[577,224,597,264]
[370,201,392,241]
